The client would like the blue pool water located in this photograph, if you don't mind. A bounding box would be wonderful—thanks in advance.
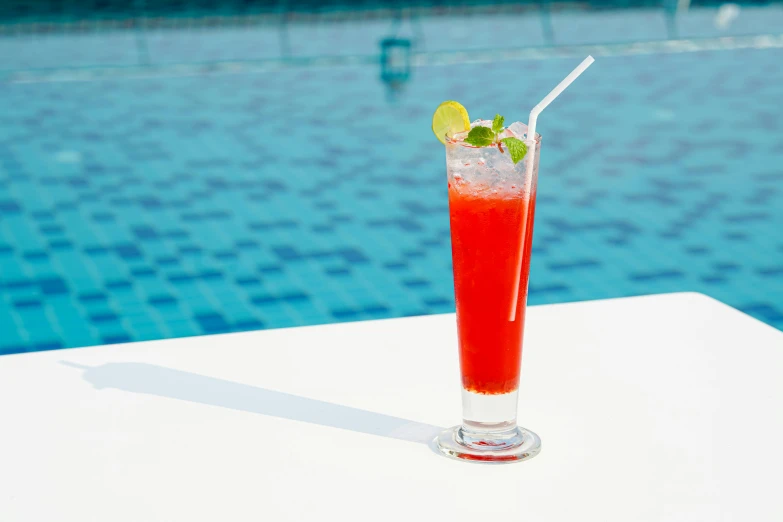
[1,5,783,354]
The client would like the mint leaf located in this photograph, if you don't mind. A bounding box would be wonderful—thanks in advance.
[492,114,505,134]
[464,126,495,147]
[501,137,528,164]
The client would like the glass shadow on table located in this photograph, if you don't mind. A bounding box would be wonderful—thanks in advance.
[60,361,443,445]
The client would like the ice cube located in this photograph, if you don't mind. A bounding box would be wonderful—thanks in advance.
[506,121,529,139]
[470,119,493,129]
[450,129,470,142]
[448,157,465,171]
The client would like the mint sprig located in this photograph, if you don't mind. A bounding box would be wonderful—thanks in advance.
[501,137,528,165]
[492,114,504,133]
[464,126,494,147]
[462,113,528,164]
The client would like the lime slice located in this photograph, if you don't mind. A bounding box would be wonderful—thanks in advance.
[432,101,470,144]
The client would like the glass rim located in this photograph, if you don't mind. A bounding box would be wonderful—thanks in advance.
[445,130,542,148]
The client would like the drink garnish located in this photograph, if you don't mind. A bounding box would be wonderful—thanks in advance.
[464,113,528,164]
[431,101,471,145]
[500,136,527,165]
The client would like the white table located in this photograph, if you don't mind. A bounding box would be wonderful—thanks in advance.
[1,292,782,521]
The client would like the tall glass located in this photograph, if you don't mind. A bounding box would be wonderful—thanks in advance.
[435,123,542,463]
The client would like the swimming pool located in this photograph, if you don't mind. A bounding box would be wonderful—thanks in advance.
[1,3,782,354]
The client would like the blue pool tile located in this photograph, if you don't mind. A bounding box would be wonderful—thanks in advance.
[106,280,133,290]
[235,239,260,250]
[403,278,430,288]
[194,312,231,334]
[23,251,48,261]
[163,229,189,240]
[250,290,310,305]
[48,239,74,250]
[54,201,78,211]
[30,210,54,220]
[89,312,120,324]
[363,304,390,315]
[629,270,685,282]
[402,250,426,259]
[250,220,298,230]
[115,244,143,259]
[213,250,238,260]
[147,293,177,307]
[202,270,223,281]
[280,291,308,302]
[308,250,334,260]
[233,319,265,331]
[179,245,203,255]
[33,340,64,351]
[131,266,157,277]
[93,212,117,224]
[272,246,303,261]
[257,264,283,274]
[156,256,179,266]
[2,279,34,290]
[312,224,335,233]
[138,196,163,210]
[102,333,133,345]
[250,294,279,305]
[340,248,370,264]
[528,284,571,296]
[13,298,42,309]
[0,345,27,356]
[79,292,107,303]
[331,308,360,319]
[0,200,22,214]
[724,212,769,223]
[422,296,453,307]
[84,245,110,256]
[235,276,262,287]
[548,259,601,271]
[740,303,783,323]
[181,210,231,222]
[685,246,711,256]
[724,232,748,241]
[39,277,68,295]
[132,226,159,240]
[325,266,351,276]
[39,224,64,235]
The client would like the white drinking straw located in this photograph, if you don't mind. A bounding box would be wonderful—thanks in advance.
[508,55,595,322]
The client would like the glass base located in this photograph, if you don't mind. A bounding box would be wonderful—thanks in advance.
[435,425,541,464]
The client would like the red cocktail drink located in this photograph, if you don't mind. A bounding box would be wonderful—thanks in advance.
[433,57,593,463]
[448,185,537,395]
[436,120,542,463]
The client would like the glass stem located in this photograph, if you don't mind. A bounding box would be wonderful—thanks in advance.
[459,389,521,449]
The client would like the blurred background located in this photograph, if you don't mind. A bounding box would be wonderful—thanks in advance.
[0,0,781,355]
